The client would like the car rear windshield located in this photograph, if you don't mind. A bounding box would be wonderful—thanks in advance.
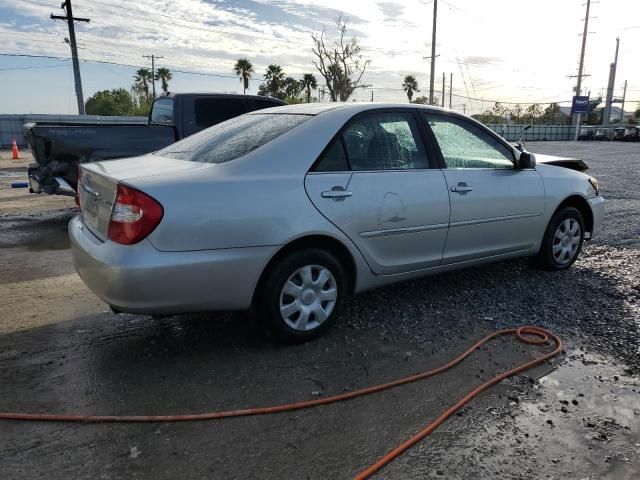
[155,113,311,163]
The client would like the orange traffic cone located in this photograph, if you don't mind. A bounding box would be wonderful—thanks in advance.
[11,138,20,160]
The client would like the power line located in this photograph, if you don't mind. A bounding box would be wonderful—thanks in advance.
[0,64,68,71]
[0,52,242,79]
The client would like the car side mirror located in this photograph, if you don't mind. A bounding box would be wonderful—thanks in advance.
[517,151,536,169]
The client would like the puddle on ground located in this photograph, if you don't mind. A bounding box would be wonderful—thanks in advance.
[517,351,640,479]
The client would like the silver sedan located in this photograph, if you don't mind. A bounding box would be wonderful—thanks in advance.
[70,103,605,342]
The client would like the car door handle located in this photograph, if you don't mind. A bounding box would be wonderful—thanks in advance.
[321,190,352,198]
[450,184,473,193]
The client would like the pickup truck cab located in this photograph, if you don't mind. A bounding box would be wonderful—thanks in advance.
[25,93,285,195]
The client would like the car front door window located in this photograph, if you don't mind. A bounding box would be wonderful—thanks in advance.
[424,114,514,169]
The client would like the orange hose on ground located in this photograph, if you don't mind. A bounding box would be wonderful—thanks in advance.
[0,326,561,479]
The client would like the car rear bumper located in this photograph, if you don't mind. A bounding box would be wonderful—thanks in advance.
[69,215,277,314]
[588,195,605,238]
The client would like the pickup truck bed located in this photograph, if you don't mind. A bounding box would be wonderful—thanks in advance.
[26,123,176,194]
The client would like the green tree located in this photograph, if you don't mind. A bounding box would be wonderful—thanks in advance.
[472,110,503,124]
[131,85,153,116]
[311,15,370,101]
[492,102,509,122]
[283,77,301,99]
[233,58,254,94]
[258,64,286,99]
[85,89,135,116]
[402,75,419,103]
[134,68,152,102]
[413,95,439,105]
[299,73,318,103]
[524,103,543,125]
[510,104,523,123]
[154,67,172,94]
[542,102,561,124]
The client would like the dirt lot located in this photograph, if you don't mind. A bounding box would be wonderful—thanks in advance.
[1,143,639,479]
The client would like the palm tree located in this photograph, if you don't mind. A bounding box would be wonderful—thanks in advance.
[284,77,301,99]
[402,75,419,103]
[264,64,285,97]
[154,67,172,94]
[134,68,152,101]
[299,73,318,103]
[233,58,254,94]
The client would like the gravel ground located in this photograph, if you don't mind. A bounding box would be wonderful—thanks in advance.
[0,143,639,479]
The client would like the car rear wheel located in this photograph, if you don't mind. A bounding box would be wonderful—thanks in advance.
[258,249,346,343]
[532,206,585,271]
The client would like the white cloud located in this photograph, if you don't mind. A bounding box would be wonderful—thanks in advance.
[0,0,638,114]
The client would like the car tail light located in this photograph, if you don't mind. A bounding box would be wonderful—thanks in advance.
[108,184,163,245]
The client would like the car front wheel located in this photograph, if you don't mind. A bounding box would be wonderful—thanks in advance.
[532,206,585,270]
[258,249,346,343]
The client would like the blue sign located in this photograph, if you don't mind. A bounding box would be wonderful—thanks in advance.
[572,95,590,114]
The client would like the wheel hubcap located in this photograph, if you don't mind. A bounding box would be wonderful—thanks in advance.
[279,265,338,331]
[552,218,581,265]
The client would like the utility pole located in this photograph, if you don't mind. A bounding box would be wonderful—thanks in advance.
[620,79,627,124]
[51,0,89,115]
[573,0,591,140]
[449,72,452,109]
[429,0,438,105]
[441,72,445,107]
[143,54,164,99]
[371,90,374,102]
[602,37,619,127]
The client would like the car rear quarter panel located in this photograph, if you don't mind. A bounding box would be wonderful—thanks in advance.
[140,172,345,252]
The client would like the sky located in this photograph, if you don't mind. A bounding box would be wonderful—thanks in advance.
[0,0,638,115]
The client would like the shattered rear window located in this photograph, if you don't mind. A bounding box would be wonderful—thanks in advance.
[155,113,311,164]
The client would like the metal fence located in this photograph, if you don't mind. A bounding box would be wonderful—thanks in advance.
[485,124,577,141]
[0,114,147,147]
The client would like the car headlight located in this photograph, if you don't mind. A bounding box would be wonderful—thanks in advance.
[588,176,599,195]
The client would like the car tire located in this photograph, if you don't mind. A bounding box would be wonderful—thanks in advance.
[531,206,585,271]
[258,249,347,344]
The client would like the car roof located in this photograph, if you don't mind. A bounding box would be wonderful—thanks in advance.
[249,102,451,116]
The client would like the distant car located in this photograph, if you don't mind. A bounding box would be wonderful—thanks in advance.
[613,127,626,141]
[595,128,610,141]
[70,103,605,342]
[623,126,640,142]
[577,127,594,141]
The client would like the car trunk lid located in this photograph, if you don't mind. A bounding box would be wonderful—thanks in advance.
[79,154,211,240]
[78,167,118,240]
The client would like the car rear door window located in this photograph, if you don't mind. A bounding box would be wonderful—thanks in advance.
[341,113,429,171]
[423,114,514,169]
[194,98,248,128]
[313,138,349,172]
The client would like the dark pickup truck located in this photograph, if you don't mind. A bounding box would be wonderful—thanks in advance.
[25,93,285,195]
